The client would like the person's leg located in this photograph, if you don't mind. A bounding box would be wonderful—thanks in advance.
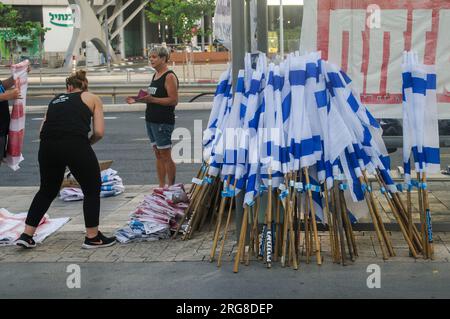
[146,121,165,187]
[66,139,101,239]
[154,123,175,186]
[25,140,66,236]
[154,146,166,187]
[159,148,176,186]
[0,135,7,166]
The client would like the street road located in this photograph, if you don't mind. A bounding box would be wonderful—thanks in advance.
[1,110,449,186]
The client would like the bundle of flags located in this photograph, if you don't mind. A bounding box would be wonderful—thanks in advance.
[203,51,394,218]
[59,168,125,201]
[402,51,440,259]
[115,184,189,244]
[3,60,29,171]
[190,50,435,271]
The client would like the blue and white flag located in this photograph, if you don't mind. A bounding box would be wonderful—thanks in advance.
[221,69,246,178]
[288,55,316,171]
[402,51,440,184]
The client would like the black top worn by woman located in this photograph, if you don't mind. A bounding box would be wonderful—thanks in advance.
[40,92,92,141]
[145,70,179,125]
[0,81,10,136]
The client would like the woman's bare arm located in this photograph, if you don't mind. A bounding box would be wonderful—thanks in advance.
[89,95,105,145]
[138,73,178,106]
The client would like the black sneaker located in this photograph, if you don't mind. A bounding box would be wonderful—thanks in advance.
[82,231,116,249]
[16,233,36,249]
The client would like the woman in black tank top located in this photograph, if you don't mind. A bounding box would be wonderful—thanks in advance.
[127,46,178,187]
[15,71,116,250]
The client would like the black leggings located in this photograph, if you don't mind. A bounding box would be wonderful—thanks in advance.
[26,138,101,228]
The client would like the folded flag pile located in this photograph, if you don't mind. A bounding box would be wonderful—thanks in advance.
[115,184,189,244]
[59,168,125,201]
[0,208,69,245]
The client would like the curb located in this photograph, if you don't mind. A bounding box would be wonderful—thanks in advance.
[22,102,212,114]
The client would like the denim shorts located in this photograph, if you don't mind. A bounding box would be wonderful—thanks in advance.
[146,121,174,149]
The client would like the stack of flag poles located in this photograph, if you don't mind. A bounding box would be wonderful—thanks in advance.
[402,51,440,259]
[181,50,439,272]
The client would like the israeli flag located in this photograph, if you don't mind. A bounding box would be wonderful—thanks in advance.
[288,55,316,171]
[402,51,440,183]
[221,70,246,178]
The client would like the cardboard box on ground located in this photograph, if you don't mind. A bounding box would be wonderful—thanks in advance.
[60,160,113,189]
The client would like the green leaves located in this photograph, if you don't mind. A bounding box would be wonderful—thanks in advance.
[144,0,215,44]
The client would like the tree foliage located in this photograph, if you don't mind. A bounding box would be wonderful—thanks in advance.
[145,0,215,44]
[0,3,50,61]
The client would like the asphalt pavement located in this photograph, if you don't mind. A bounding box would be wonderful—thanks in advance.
[0,110,210,186]
[1,110,450,187]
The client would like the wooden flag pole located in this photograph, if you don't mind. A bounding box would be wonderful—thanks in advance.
[391,190,423,253]
[266,170,273,268]
[417,172,429,258]
[303,167,322,265]
[217,179,238,267]
[304,189,311,264]
[333,181,347,265]
[323,182,336,263]
[274,192,281,262]
[280,175,290,267]
[209,176,231,262]
[374,173,418,258]
[288,171,298,270]
[233,205,249,273]
[358,174,390,260]
[421,173,433,259]
[338,186,355,262]
[339,188,358,258]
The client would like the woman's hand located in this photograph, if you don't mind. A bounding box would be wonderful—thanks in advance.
[137,95,153,103]
[126,96,136,104]
[5,88,21,100]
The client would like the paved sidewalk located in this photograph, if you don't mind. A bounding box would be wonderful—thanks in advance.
[1,185,450,264]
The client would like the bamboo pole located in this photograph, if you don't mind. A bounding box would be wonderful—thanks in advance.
[417,172,428,258]
[422,173,433,259]
[359,174,392,259]
[280,176,290,267]
[374,174,418,258]
[209,177,231,262]
[233,206,249,273]
[333,181,347,265]
[266,170,273,268]
[244,205,254,266]
[323,182,336,262]
[304,167,322,265]
[339,188,358,258]
[391,191,423,252]
[217,180,238,267]
[288,172,298,270]
[274,193,281,262]
[338,187,355,262]
[304,190,310,264]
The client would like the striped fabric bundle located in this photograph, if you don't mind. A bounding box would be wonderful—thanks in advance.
[402,51,440,182]
[201,51,398,223]
[4,60,29,171]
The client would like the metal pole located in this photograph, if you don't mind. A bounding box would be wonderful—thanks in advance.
[257,0,268,54]
[279,0,284,57]
[232,0,246,89]
[104,16,111,72]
